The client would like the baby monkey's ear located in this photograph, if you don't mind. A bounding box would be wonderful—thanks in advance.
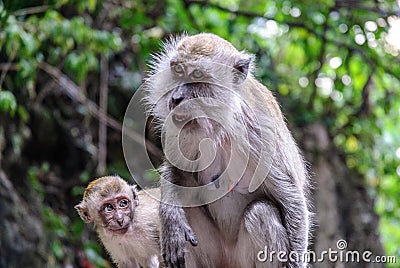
[131,185,140,206]
[74,202,92,223]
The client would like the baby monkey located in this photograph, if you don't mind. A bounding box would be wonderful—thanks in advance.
[75,176,162,268]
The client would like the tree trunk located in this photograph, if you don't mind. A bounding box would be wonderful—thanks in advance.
[0,169,48,268]
[302,123,384,267]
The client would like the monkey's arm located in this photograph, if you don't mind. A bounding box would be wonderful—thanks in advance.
[160,174,198,268]
[243,201,289,252]
[240,200,289,268]
[267,169,309,268]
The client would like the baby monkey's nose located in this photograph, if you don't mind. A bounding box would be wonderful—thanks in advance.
[117,218,124,226]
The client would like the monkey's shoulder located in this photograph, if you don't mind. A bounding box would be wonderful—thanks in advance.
[137,187,161,200]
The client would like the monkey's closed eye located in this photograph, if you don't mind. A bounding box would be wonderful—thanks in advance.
[191,69,203,80]
[119,199,129,208]
[104,203,114,212]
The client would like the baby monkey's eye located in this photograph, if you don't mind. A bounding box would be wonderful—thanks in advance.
[104,203,114,212]
[119,199,129,208]
[191,69,203,79]
[172,63,184,76]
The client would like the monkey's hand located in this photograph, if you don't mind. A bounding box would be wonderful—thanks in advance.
[162,221,198,268]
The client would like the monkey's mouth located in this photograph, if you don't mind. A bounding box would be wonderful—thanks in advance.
[109,227,129,235]
[172,113,194,127]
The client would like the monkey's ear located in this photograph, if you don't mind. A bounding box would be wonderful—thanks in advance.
[74,203,93,223]
[233,52,254,84]
[131,185,140,206]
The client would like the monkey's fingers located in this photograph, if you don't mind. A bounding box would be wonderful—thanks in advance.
[176,252,186,268]
[171,246,186,268]
[162,242,186,268]
[185,230,198,246]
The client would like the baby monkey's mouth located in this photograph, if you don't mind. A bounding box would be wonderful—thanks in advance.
[109,226,129,235]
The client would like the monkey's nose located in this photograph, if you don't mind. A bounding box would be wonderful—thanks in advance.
[117,218,124,226]
[171,93,184,107]
[170,86,186,109]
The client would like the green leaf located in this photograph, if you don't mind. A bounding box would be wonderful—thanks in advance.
[18,58,37,78]
[19,30,38,56]
[0,90,17,116]
[51,240,64,260]
[17,106,29,122]
[87,0,97,12]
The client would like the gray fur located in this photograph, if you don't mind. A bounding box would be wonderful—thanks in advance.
[147,33,311,268]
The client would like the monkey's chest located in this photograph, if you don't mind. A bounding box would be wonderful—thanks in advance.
[206,192,251,238]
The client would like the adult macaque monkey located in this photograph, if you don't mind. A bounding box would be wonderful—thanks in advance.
[146,33,310,268]
[75,176,162,268]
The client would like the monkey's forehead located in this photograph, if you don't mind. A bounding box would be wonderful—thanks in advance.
[83,176,128,199]
[176,34,238,60]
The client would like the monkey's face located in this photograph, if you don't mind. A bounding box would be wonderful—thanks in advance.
[99,194,135,235]
[149,61,250,142]
[147,34,254,138]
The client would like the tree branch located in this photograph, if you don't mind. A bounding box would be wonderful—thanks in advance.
[185,0,323,36]
[97,55,108,175]
[307,15,330,112]
[334,67,376,134]
[355,67,376,117]
[0,53,16,88]
[13,5,49,16]
[185,0,400,82]
[37,62,163,161]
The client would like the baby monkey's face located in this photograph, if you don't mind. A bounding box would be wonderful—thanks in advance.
[99,194,136,235]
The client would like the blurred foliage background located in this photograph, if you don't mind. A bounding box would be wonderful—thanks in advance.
[0,0,399,267]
